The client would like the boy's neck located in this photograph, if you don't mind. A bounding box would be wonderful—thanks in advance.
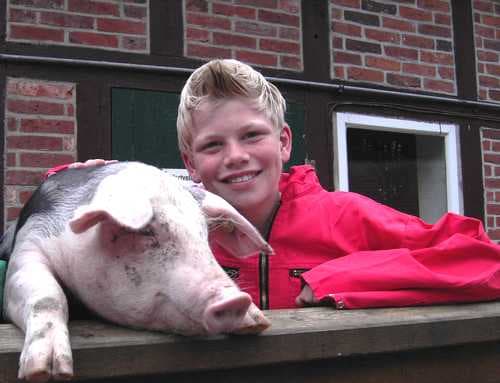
[247,193,281,238]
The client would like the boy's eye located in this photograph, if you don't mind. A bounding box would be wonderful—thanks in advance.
[200,141,222,152]
[243,131,263,141]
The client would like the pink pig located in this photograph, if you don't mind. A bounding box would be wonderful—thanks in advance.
[1,162,272,382]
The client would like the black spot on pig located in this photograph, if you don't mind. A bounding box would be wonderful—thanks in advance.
[124,264,142,287]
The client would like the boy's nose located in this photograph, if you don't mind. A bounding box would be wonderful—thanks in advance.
[224,142,250,167]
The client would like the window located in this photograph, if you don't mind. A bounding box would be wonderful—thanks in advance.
[333,113,463,223]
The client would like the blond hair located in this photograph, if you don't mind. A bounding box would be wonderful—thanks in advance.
[177,59,286,155]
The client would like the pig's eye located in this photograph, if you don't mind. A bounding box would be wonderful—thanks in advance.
[138,227,155,236]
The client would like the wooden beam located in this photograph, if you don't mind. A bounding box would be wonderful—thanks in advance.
[1,302,500,382]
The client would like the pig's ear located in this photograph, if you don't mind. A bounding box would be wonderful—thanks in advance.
[69,177,153,233]
[186,185,273,257]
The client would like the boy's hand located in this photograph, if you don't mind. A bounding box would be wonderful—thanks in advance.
[68,159,118,169]
[295,284,318,306]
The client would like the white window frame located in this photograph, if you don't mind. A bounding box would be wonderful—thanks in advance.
[333,112,463,215]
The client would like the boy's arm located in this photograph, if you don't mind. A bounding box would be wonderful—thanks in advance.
[44,159,117,179]
[298,197,500,309]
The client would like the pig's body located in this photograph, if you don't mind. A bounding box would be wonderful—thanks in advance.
[2,162,271,382]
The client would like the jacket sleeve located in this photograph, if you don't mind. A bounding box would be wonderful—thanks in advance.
[301,194,500,309]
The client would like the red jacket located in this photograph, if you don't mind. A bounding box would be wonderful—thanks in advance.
[212,165,500,310]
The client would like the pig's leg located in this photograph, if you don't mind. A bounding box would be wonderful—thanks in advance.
[5,252,73,382]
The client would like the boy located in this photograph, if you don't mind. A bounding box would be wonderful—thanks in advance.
[45,59,500,311]
[176,59,500,310]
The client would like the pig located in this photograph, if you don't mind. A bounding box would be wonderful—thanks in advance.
[1,161,272,382]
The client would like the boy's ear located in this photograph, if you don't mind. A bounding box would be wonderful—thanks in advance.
[182,152,202,183]
[280,124,292,163]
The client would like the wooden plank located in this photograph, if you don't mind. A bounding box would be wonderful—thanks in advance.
[1,302,500,382]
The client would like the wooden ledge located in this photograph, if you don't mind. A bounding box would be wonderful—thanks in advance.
[1,302,500,382]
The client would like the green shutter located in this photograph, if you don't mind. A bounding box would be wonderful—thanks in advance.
[285,102,306,170]
[112,88,183,169]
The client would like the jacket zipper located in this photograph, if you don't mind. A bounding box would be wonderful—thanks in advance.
[259,252,269,310]
[259,198,281,310]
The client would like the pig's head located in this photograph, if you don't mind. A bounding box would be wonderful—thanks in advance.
[67,164,271,336]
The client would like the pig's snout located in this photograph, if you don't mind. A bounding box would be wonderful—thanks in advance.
[203,291,252,334]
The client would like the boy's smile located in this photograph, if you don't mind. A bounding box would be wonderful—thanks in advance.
[183,97,291,233]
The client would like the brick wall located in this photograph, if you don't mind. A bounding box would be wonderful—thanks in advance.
[7,0,149,53]
[184,0,303,71]
[474,0,500,103]
[482,127,500,241]
[4,78,78,228]
[331,0,456,95]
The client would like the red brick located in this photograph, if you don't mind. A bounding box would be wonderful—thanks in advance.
[67,104,75,117]
[402,34,434,49]
[213,32,257,48]
[382,16,415,32]
[482,15,500,28]
[474,0,493,13]
[347,67,384,82]
[68,0,119,16]
[486,204,500,215]
[20,152,76,168]
[260,38,300,54]
[21,118,75,134]
[483,129,500,140]
[97,18,146,35]
[8,80,75,99]
[9,8,37,23]
[485,178,500,188]
[187,43,232,59]
[20,190,35,205]
[332,21,362,37]
[7,99,65,115]
[486,63,500,76]
[434,13,451,25]
[334,51,362,65]
[213,3,257,19]
[331,0,361,8]
[403,63,436,77]
[6,170,44,186]
[483,140,492,151]
[475,25,495,39]
[333,36,343,49]
[365,29,400,43]
[280,55,301,70]
[420,51,454,65]
[399,6,432,22]
[418,24,452,38]
[186,27,210,42]
[7,135,63,151]
[258,9,300,27]
[10,0,65,9]
[121,36,147,51]
[186,0,209,12]
[366,56,401,71]
[417,0,450,12]
[7,118,18,131]
[424,78,455,93]
[187,13,232,30]
[40,11,94,29]
[387,73,421,88]
[493,141,500,152]
[69,31,119,48]
[438,66,454,80]
[384,46,418,60]
[124,4,147,19]
[236,50,278,67]
[235,0,278,9]
[279,0,300,14]
[9,25,65,42]
[489,90,500,101]
[477,50,498,62]
[7,153,17,167]
[279,26,300,40]
[7,207,23,221]
[234,20,277,37]
[334,65,346,79]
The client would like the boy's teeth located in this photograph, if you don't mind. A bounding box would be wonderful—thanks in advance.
[228,174,255,183]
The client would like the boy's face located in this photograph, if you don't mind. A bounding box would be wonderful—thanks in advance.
[182,98,291,228]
